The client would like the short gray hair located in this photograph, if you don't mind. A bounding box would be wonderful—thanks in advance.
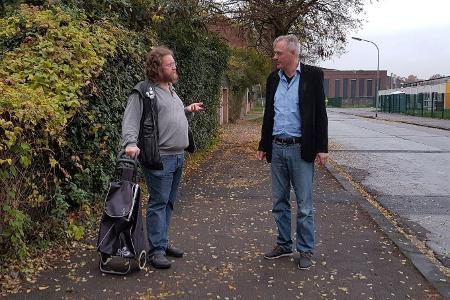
[273,34,300,56]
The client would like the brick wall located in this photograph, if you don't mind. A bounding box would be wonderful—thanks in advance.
[322,69,389,100]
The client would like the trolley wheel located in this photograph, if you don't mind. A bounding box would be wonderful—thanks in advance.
[138,251,146,270]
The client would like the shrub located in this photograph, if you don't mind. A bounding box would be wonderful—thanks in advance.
[60,0,160,31]
[0,4,149,260]
[0,0,229,265]
[156,3,230,150]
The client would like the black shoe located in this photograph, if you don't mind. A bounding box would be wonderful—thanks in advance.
[150,254,171,269]
[166,245,184,258]
[263,245,293,259]
[297,252,313,270]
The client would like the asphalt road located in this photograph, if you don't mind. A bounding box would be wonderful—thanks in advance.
[328,110,450,267]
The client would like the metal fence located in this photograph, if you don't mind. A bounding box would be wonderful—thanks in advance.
[379,93,450,119]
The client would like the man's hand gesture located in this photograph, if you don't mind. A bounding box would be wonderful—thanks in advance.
[186,102,204,113]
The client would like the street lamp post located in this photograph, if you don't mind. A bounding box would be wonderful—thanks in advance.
[352,36,380,117]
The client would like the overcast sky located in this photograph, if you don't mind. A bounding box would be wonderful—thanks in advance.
[318,0,450,79]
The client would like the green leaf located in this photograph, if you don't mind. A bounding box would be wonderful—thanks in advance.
[19,155,31,168]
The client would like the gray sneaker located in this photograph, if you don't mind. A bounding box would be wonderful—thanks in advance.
[166,245,184,258]
[150,254,171,269]
[298,252,313,269]
[263,245,293,259]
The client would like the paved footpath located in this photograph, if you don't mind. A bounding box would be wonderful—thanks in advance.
[5,120,443,299]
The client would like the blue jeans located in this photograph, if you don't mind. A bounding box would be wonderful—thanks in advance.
[143,153,184,256]
[271,142,315,253]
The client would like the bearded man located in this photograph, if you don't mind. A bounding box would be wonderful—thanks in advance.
[122,46,204,269]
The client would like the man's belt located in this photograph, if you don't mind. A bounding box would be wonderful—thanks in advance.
[273,136,301,145]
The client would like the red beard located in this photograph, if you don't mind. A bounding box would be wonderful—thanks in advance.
[163,71,178,83]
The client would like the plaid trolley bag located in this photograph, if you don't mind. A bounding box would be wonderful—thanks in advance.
[96,152,147,275]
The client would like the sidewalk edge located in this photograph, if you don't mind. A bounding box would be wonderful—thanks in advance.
[325,162,450,299]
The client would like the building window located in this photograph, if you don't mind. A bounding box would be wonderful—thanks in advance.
[359,79,365,97]
[335,79,341,97]
[351,79,356,98]
[343,78,349,98]
[367,79,373,96]
[324,79,329,97]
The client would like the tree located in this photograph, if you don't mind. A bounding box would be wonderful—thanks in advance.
[404,74,419,83]
[429,74,444,80]
[213,0,367,61]
[227,47,272,91]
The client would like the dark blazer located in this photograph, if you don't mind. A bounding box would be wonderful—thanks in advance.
[258,63,328,163]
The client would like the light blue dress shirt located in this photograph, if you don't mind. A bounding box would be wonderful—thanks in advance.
[272,63,302,138]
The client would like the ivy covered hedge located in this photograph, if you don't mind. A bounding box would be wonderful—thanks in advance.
[0,5,121,259]
[0,3,230,264]
[156,3,229,150]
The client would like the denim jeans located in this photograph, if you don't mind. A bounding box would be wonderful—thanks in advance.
[143,153,184,256]
[271,141,315,253]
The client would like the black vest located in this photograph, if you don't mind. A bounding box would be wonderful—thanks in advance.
[132,80,163,170]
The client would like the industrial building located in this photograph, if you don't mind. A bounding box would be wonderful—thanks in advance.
[322,69,389,107]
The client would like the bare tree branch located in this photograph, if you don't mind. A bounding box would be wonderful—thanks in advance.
[213,0,369,62]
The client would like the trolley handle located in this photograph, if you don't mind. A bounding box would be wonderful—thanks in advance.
[117,158,137,166]
[116,150,140,182]
[117,150,138,167]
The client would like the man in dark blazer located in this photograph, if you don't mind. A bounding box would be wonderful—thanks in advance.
[257,34,328,270]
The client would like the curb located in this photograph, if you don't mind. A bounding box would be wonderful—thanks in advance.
[325,162,450,299]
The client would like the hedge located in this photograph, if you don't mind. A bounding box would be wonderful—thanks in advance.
[156,3,230,150]
[0,4,154,261]
[0,3,230,266]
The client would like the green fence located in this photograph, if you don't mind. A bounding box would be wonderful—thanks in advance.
[327,97,375,108]
[327,97,342,107]
[379,93,450,119]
